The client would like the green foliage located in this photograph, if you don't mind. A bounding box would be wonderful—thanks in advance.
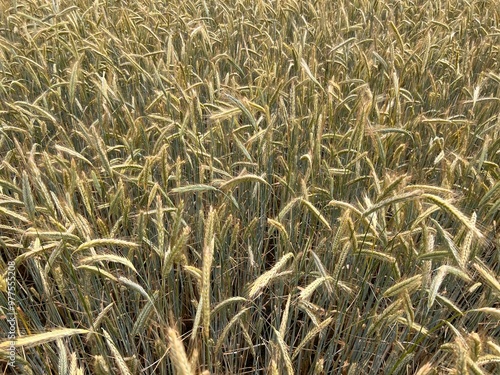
[0,0,499,373]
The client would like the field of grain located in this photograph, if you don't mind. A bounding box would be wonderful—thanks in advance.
[0,0,499,374]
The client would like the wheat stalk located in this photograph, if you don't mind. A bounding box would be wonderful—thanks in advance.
[166,327,193,375]
[202,207,216,341]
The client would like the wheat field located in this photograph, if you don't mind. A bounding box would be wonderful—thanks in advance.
[0,0,499,374]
